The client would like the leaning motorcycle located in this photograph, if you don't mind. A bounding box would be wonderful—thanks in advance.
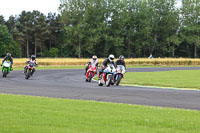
[86,64,97,82]
[114,65,126,86]
[1,61,11,77]
[98,64,116,87]
[25,62,35,79]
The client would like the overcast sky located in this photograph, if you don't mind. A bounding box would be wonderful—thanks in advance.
[0,0,60,20]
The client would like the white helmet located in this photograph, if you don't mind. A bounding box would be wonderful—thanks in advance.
[108,54,115,62]
[92,55,97,60]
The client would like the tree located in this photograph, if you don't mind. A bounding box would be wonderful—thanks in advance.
[0,15,6,25]
[6,15,24,57]
[181,0,200,58]
[60,0,86,58]
[0,24,21,57]
[32,10,50,57]
[18,11,34,57]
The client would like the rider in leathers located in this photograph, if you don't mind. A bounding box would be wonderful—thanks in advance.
[1,53,13,69]
[114,55,126,70]
[24,55,38,75]
[85,55,99,75]
[98,54,115,79]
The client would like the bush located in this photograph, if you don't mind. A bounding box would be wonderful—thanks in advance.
[48,48,59,57]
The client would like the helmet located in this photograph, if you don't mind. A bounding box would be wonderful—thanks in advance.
[92,55,97,60]
[31,55,36,60]
[119,55,124,61]
[108,54,115,62]
[6,53,11,58]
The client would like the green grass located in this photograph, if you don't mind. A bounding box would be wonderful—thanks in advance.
[122,70,200,89]
[0,94,200,133]
[13,65,200,70]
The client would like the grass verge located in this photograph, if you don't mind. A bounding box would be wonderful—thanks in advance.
[0,94,200,133]
[122,70,200,89]
[5,57,200,66]
[12,65,200,70]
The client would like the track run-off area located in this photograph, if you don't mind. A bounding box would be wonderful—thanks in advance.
[0,67,200,110]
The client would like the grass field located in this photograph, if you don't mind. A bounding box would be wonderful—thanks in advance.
[3,58,200,66]
[122,70,200,89]
[12,65,183,70]
[0,94,199,133]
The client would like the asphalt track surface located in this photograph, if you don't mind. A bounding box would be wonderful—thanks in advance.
[1,67,200,110]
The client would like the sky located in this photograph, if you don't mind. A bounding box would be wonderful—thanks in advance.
[176,0,182,8]
[0,0,60,20]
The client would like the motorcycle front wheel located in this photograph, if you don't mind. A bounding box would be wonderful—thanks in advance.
[25,70,32,79]
[106,74,112,87]
[88,72,93,82]
[116,74,123,86]
[3,70,7,77]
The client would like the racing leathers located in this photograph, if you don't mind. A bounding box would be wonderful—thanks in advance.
[98,58,115,78]
[114,59,126,70]
[85,58,99,74]
[24,59,38,75]
[2,56,13,68]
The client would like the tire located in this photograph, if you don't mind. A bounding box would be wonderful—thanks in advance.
[106,74,112,87]
[25,70,31,79]
[116,75,122,86]
[88,72,93,82]
[3,70,7,77]
[111,76,114,85]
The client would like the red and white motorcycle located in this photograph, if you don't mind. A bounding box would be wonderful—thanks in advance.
[98,64,116,87]
[85,64,97,82]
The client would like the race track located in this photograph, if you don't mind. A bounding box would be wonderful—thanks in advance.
[0,67,200,110]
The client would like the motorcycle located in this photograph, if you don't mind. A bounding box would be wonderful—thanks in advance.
[25,62,36,79]
[114,65,126,86]
[86,64,97,82]
[98,64,116,87]
[1,61,12,77]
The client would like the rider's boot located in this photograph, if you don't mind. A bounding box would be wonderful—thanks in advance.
[23,66,27,74]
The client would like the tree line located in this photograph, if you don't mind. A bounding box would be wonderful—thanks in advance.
[0,0,200,58]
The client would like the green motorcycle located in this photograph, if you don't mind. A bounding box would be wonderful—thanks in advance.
[1,61,11,77]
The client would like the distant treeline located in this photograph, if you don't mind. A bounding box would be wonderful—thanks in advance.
[0,0,200,58]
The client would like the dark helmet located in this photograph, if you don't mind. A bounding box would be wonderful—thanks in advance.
[31,55,36,60]
[92,55,97,60]
[108,54,115,62]
[6,53,11,58]
[119,55,124,61]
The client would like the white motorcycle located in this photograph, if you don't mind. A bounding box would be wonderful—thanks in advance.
[114,65,126,86]
[98,64,116,87]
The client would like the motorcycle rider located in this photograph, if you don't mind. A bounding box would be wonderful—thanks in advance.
[1,53,13,70]
[85,55,99,75]
[113,55,126,82]
[98,54,115,79]
[24,55,38,75]
[114,55,126,70]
